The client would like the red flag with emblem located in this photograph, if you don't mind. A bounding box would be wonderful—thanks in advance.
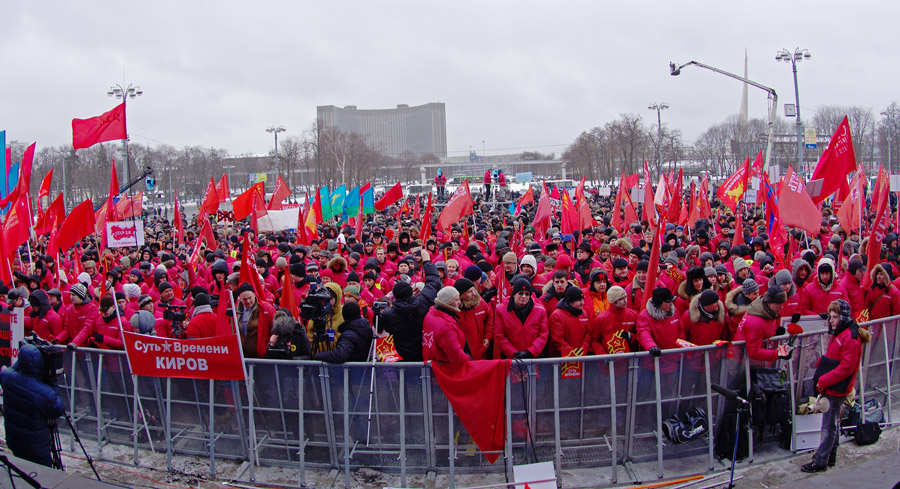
[865,165,891,287]
[232,182,265,221]
[642,161,654,222]
[267,174,291,210]
[811,116,857,205]
[199,178,219,217]
[437,180,473,231]
[35,193,65,236]
[748,151,764,178]
[239,233,266,298]
[837,170,865,233]
[2,194,31,249]
[37,170,53,216]
[778,165,822,235]
[414,193,421,220]
[216,174,230,202]
[72,103,127,150]
[717,157,750,212]
[532,181,552,239]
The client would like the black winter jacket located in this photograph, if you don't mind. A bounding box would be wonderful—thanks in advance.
[0,344,65,466]
[314,317,374,363]
[380,261,441,361]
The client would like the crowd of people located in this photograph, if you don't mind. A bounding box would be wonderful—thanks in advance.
[0,175,887,471]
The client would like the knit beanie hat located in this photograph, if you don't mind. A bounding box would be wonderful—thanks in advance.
[699,289,719,307]
[70,283,88,301]
[393,281,413,300]
[774,269,792,287]
[742,279,760,296]
[453,278,476,295]
[131,310,157,334]
[733,258,750,273]
[563,287,584,303]
[607,286,627,304]
[436,286,460,306]
[342,302,361,322]
[502,252,518,264]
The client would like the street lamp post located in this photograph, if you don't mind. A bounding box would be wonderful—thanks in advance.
[776,48,811,177]
[107,83,142,192]
[648,103,669,171]
[882,110,895,174]
[670,60,778,175]
[266,125,286,178]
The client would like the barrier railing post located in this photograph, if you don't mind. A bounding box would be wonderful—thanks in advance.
[883,324,893,423]
[298,365,306,487]
[787,343,798,452]
[320,364,339,467]
[423,365,436,472]
[132,375,139,465]
[166,377,172,471]
[703,351,714,470]
[448,402,455,489]
[399,368,407,488]
[743,352,753,462]
[505,367,514,483]
[343,367,351,489]
[624,357,638,461]
[552,363,562,482]
[95,353,104,452]
[247,363,257,482]
[209,378,215,478]
[608,359,618,484]
[654,356,663,479]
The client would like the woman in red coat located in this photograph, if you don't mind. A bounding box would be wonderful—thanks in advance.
[494,279,549,359]
[801,299,870,473]
[866,263,900,321]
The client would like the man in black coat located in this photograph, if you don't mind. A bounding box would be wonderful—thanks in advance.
[314,303,374,363]
[380,250,441,361]
[0,343,66,466]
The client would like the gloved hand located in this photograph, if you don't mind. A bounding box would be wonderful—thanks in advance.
[819,312,830,320]
[94,334,104,344]
[66,343,77,352]
[226,308,234,317]
[649,346,662,357]
[514,350,533,359]
[420,250,431,262]
[616,330,631,341]
[777,344,793,360]
[775,326,786,336]
[791,313,802,324]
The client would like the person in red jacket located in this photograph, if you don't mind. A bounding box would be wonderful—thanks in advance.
[801,299,870,473]
[591,286,638,355]
[423,286,470,366]
[768,269,801,318]
[26,291,63,343]
[494,278,549,359]
[839,258,867,319]
[637,287,684,374]
[230,282,275,358]
[733,287,789,364]
[454,278,494,360]
[866,263,900,321]
[725,279,759,340]
[56,284,100,345]
[548,287,592,357]
[76,295,129,350]
[682,290,727,391]
[186,293,218,338]
[799,258,848,315]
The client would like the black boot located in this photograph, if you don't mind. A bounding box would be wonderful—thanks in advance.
[828,445,837,467]
[801,460,828,473]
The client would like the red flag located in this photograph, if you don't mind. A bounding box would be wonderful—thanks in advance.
[303,194,318,242]
[612,172,625,232]
[267,174,291,210]
[623,173,639,189]
[0,143,36,210]
[174,194,185,246]
[514,185,534,215]
[420,193,434,242]
[354,195,365,242]
[216,174,230,202]
[733,208,744,246]
[2,195,31,249]
[295,196,309,245]
[312,188,324,225]
[811,116,857,204]
[232,182,265,221]
[837,170,864,233]
[431,360,511,463]
[36,170,53,215]
[72,103,127,150]
[280,266,300,320]
[640,214,665,313]
[642,161,654,222]
[250,189,268,233]
[778,165,822,234]
[239,233,266,298]
[375,182,404,211]
[121,190,143,219]
[401,198,410,217]
[414,193,421,220]
[35,193,65,235]
[717,157,750,212]
[560,190,578,235]
[622,186,638,231]
[667,169,683,223]
[199,178,220,217]
[52,199,96,255]
[748,151,764,178]
[532,181,552,239]
[0,229,12,285]
[865,165,891,287]
[437,180,473,231]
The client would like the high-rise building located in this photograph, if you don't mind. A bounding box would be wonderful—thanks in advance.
[317,103,447,157]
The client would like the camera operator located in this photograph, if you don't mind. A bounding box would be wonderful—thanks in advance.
[313,302,373,363]
[380,249,441,362]
[267,308,312,359]
[0,342,65,466]
[303,282,344,354]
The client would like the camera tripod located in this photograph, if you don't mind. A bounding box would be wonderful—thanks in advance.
[49,412,101,481]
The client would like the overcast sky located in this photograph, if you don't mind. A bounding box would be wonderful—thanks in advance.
[2,1,897,159]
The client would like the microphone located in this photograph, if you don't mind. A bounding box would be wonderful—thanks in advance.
[711,383,750,405]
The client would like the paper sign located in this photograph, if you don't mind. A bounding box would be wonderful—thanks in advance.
[106,220,145,248]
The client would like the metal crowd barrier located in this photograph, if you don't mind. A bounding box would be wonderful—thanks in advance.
[54,315,900,489]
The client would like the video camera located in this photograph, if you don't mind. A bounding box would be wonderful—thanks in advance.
[371,300,389,315]
[300,288,333,322]
[21,334,64,384]
[162,303,187,339]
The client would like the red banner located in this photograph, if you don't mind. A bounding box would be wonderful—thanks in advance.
[122,331,245,380]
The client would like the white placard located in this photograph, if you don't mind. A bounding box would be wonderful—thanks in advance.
[597,187,611,197]
[258,208,300,232]
[744,190,757,204]
[513,461,556,489]
[889,175,900,192]
[631,187,645,203]
[106,220,145,248]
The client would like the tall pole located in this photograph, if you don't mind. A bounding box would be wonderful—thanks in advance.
[267,125,285,180]
[649,103,668,172]
[108,83,142,195]
[791,59,803,177]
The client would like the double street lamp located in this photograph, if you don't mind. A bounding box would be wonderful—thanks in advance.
[648,103,669,171]
[266,125,286,178]
[775,48,811,177]
[107,83,142,190]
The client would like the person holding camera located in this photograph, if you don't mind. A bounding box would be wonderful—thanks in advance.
[267,309,313,359]
[0,343,66,466]
[380,250,441,362]
[304,282,345,354]
[313,302,373,363]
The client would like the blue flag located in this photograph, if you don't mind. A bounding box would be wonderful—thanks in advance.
[345,185,360,215]
[0,130,5,200]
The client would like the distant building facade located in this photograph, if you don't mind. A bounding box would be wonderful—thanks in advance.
[317,103,447,158]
